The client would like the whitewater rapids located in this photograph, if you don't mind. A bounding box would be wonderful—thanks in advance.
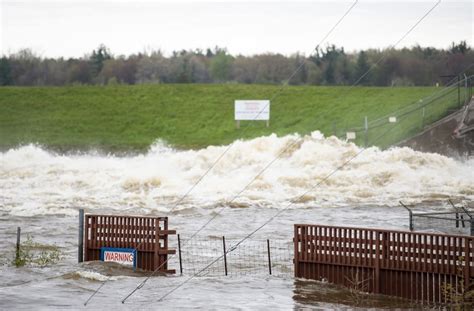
[1,131,473,217]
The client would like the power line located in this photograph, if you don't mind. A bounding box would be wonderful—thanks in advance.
[314,0,442,124]
[149,109,416,305]
[155,63,472,303]
[165,0,361,216]
[122,0,442,305]
[117,1,360,305]
[83,1,360,306]
[122,0,441,303]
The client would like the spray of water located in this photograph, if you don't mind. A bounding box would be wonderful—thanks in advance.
[1,132,472,216]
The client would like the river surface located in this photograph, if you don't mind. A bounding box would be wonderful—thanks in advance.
[1,132,473,310]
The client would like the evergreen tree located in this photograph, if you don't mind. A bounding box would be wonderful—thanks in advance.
[355,51,371,85]
[89,44,112,76]
[0,57,12,85]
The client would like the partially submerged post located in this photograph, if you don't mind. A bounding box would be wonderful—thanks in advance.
[399,201,413,231]
[78,209,84,263]
[178,234,183,275]
[462,206,474,236]
[451,199,474,236]
[222,236,228,276]
[16,227,21,262]
[267,239,272,275]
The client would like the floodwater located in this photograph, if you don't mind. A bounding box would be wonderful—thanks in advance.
[1,132,473,310]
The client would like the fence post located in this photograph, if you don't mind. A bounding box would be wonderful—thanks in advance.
[267,239,272,275]
[222,236,228,276]
[16,227,21,262]
[78,209,84,263]
[294,225,299,277]
[374,231,381,294]
[464,74,468,104]
[464,238,470,290]
[421,107,425,129]
[457,203,474,236]
[469,76,472,98]
[458,75,461,108]
[399,201,414,231]
[154,219,160,271]
[364,116,368,147]
[178,234,183,275]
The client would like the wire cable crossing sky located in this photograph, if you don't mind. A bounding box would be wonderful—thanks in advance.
[83,1,361,306]
[118,0,445,305]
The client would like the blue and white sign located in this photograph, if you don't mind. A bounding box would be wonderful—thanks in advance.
[100,247,137,268]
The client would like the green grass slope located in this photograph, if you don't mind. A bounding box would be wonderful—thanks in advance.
[0,84,438,152]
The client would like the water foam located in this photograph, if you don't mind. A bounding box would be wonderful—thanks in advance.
[70,271,121,282]
[1,132,472,216]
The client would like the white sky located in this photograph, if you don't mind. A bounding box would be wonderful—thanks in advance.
[0,0,472,58]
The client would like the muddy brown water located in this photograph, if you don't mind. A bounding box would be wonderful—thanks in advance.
[1,137,473,309]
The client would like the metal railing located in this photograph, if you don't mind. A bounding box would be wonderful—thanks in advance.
[333,75,474,148]
[401,201,474,236]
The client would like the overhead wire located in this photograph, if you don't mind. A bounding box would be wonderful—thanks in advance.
[122,0,443,305]
[82,0,360,306]
[148,108,417,305]
[117,0,361,305]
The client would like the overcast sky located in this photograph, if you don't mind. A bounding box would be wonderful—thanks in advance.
[0,0,472,58]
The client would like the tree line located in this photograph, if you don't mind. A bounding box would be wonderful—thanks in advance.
[0,41,472,87]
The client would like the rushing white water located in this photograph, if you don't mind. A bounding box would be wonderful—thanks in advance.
[1,131,473,217]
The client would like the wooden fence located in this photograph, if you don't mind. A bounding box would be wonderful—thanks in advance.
[82,213,176,273]
[294,224,474,305]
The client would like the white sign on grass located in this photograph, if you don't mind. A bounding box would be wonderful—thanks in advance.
[346,132,356,140]
[235,100,270,120]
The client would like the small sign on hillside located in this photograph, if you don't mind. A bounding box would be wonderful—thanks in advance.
[346,132,356,140]
[234,100,270,128]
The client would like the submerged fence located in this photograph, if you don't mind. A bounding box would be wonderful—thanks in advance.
[401,201,474,236]
[294,224,474,305]
[411,211,474,236]
[331,75,474,148]
[173,236,293,277]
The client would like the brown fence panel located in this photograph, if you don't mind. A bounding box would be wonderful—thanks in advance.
[83,214,176,273]
[294,224,474,305]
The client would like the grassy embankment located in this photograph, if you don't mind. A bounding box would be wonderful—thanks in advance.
[0,84,438,152]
